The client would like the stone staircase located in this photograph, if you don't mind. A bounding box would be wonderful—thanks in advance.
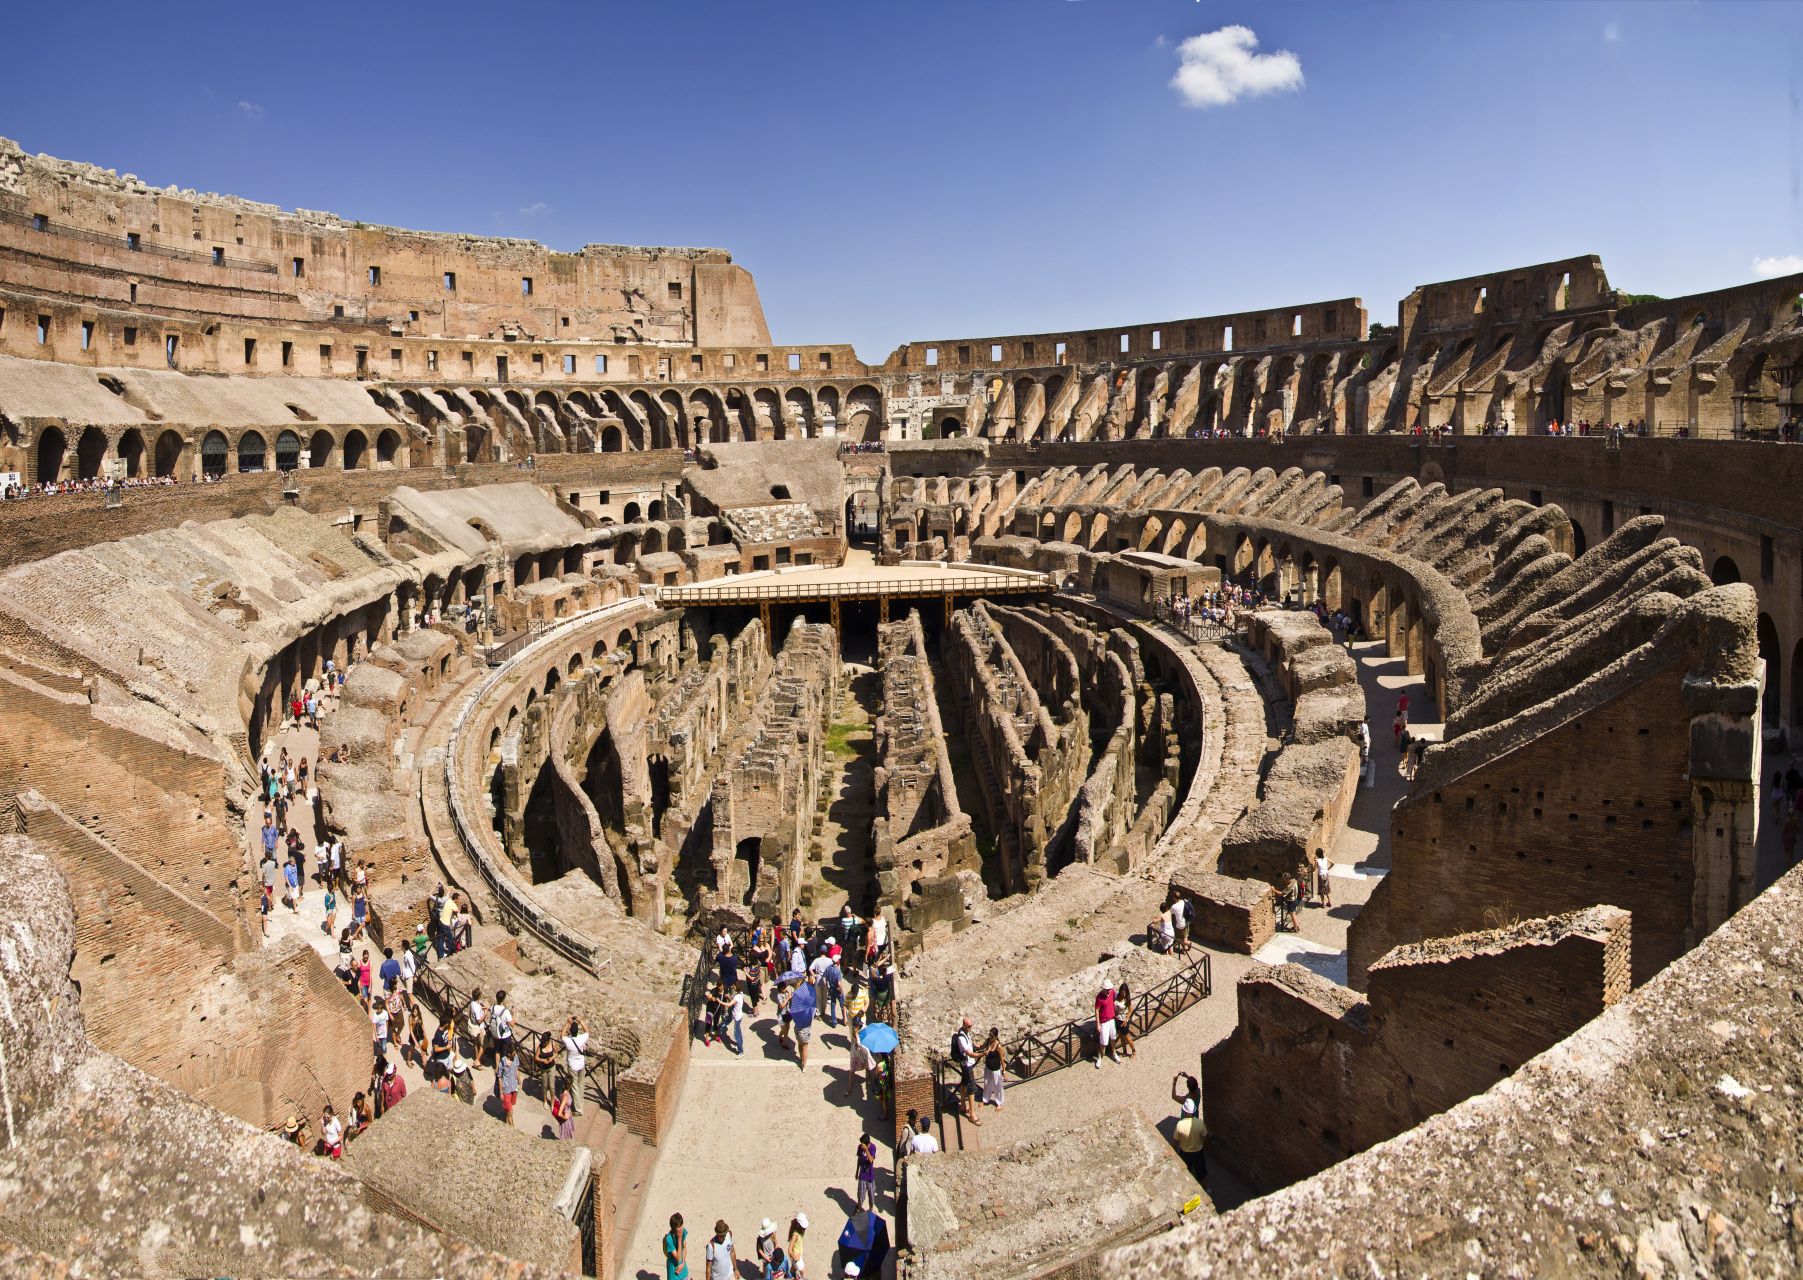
[572,1103,658,1274]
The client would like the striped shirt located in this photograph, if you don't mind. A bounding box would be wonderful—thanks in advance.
[847,987,869,1021]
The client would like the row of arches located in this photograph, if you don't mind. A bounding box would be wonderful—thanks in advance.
[23,423,405,483]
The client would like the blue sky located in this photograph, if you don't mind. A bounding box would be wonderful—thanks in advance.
[4,1,1799,360]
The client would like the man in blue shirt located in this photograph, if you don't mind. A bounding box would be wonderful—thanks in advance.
[788,979,817,1072]
[378,947,403,994]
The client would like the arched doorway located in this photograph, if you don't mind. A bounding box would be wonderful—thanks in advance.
[154,429,184,478]
[308,429,335,470]
[200,430,229,478]
[342,430,368,470]
[1569,519,1588,558]
[1792,637,1803,731]
[375,428,401,467]
[116,428,146,478]
[275,429,301,471]
[602,425,622,452]
[238,430,267,473]
[735,837,761,906]
[77,426,108,480]
[1757,614,1781,728]
[1710,556,1741,585]
[35,425,66,483]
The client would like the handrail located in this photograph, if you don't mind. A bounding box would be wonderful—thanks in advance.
[929,950,1212,1090]
[442,598,653,974]
[412,958,622,1110]
[657,573,1054,604]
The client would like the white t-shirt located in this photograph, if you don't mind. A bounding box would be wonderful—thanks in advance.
[400,950,417,981]
[908,1131,940,1154]
[493,1004,514,1041]
[371,1006,389,1039]
[728,991,746,1020]
[1317,855,1331,880]
[706,1234,734,1280]
[322,1114,342,1146]
[564,1030,589,1072]
[467,999,486,1031]
[808,954,831,981]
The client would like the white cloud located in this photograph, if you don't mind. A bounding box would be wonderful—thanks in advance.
[1753,254,1803,279]
[1170,25,1303,109]
[1154,34,1167,48]
[237,101,263,120]
[1603,20,1621,43]
[518,202,548,216]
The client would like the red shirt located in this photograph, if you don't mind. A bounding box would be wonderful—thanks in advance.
[383,1073,407,1109]
[1096,989,1116,1023]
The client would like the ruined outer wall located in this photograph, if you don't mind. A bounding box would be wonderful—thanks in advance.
[15,789,369,1130]
[1205,907,1628,1196]
[1352,664,1693,990]
[1366,907,1630,1119]
[1105,865,1803,1280]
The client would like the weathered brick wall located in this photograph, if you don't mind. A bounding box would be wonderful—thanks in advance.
[0,666,242,927]
[1207,908,1629,1196]
[15,788,368,1129]
[616,1003,689,1147]
[1168,869,1276,953]
[1350,663,1692,989]
[1366,909,1629,1118]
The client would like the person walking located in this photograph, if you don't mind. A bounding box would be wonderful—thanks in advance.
[496,1047,520,1126]
[980,1027,1005,1110]
[823,953,844,1027]
[726,983,746,1056]
[1317,852,1334,908]
[552,1078,577,1139]
[951,1017,981,1124]
[464,990,488,1065]
[1095,985,1119,1067]
[1170,894,1192,955]
[789,975,817,1071]
[855,1133,878,1211]
[664,1212,689,1280]
[705,1220,735,1280]
[845,970,869,1037]
[787,1213,809,1279]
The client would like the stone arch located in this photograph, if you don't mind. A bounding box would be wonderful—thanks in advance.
[375,428,403,467]
[1061,511,1083,543]
[1710,555,1740,585]
[154,428,185,478]
[846,384,883,442]
[642,528,664,556]
[616,628,633,654]
[200,428,229,478]
[35,425,66,483]
[309,429,337,470]
[77,426,109,480]
[601,424,623,452]
[1159,518,1188,555]
[116,427,146,478]
[1568,518,1587,558]
[1137,516,1163,551]
[237,429,267,474]
[783,387,812,439]
[688,389,723,445]
[275,429,301,471]
[1755,613,1781,727]
[659,391,687,448]
[342,429,369,471]
[1088,511,1110,551]
[817,385,840,432]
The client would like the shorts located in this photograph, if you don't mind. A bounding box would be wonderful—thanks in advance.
[797,1024,813,1044]
[1175,923,1190,946]
[501,1091,517,1113]
[959,1062,976,1092]
[1097,1018,1117,1047]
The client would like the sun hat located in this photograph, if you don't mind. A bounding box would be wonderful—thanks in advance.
[793,1212,809,1230]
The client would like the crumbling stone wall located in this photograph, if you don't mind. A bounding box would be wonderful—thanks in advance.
[874,609,977,947]
[940,600,1088,893]
[14,788,369,1132]
[1204,906,1628,1196]
[707,621,839,921]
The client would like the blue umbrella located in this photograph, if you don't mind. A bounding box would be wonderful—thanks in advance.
[858,1022,898,1053]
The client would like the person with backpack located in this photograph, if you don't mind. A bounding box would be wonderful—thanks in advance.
[951,1017,982,1124]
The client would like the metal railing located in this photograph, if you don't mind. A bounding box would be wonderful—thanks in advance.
[657,572,1054,605]
[929,950,1212,1095]
[412,960,623,1112]
[484,620,548,667]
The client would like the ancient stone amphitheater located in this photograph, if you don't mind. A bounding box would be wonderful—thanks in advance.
[1,138,1801,1278]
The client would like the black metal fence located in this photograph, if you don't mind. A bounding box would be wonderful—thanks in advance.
[412,961,622,1113]
[929,951,1212,1103]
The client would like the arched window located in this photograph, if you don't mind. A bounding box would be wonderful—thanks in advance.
[275,429,301,471]
[238,430,267,473]
[201,430,229,478]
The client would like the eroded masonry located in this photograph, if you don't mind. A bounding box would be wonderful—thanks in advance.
[1,139,1802,1280]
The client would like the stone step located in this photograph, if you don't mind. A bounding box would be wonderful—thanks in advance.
[610,1139,658,1271]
